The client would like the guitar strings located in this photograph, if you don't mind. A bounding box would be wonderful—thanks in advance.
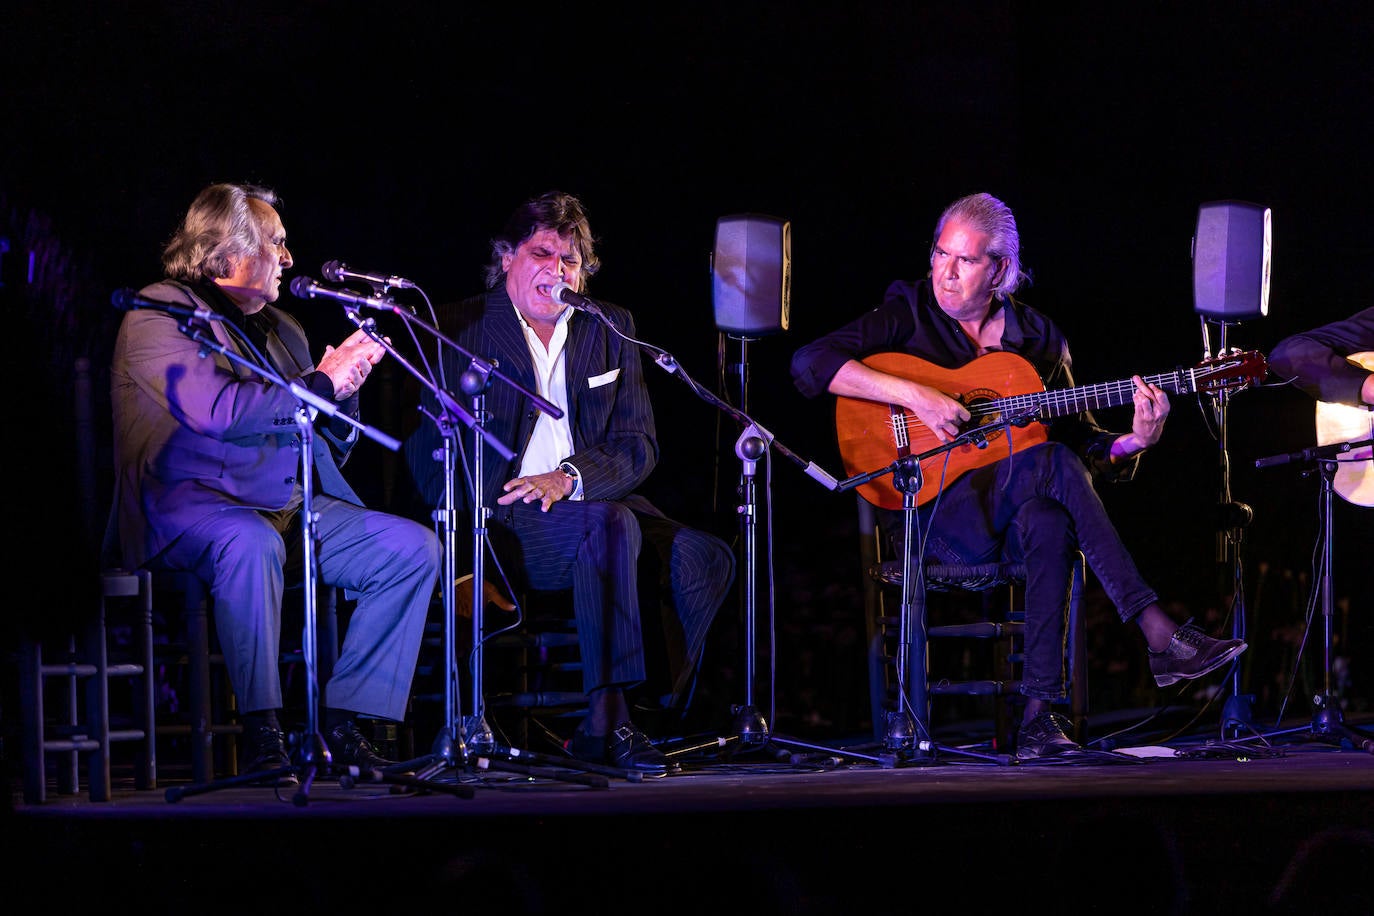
[886,370,1194,436]
[880,350,1260,441]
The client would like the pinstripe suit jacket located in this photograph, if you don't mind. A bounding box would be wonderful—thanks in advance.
[407,287,660,516]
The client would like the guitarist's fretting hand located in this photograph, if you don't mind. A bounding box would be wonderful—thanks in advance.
[1111,375,1171,461]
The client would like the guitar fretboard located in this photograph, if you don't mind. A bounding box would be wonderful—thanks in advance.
[971,369,1195,423]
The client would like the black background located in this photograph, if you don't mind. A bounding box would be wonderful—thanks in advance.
[5,2,1372,734]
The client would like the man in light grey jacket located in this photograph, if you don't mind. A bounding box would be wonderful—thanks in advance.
[105,182,438,785]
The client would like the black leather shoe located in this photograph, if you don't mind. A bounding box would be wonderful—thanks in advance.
[1016,712,1081,761]
[605,722,669,773]
[243,723,298,787]
[564,723,670,773]
[1149,620,1247,687]
[325,720,396,774]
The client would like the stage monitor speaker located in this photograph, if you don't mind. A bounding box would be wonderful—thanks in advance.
[1192,200,1271,320]
[712,214,791,336]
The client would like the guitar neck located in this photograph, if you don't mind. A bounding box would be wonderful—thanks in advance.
[989,368,1198,422]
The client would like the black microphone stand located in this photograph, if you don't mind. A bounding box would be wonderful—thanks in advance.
[834,429,1018,767]
[362,302,615,789]
[582,310,881,767]
[160,318,424,804]
[1251,439,1374,755]
[706,417,885,765]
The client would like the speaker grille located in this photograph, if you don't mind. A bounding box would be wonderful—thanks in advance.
[1192,200,1271,320]
[712,214,791,335]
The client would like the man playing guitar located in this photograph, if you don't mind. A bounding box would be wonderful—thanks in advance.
[1269,307,1374,507]
[790,192,1250,760]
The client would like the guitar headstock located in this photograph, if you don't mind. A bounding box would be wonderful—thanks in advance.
[1195,350,1267,393]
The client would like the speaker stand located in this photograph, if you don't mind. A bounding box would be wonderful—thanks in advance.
[1198,319,1258,740]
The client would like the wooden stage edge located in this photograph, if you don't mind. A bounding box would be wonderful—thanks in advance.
[7,721,1374,915]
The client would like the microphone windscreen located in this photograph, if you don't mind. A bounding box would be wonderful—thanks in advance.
[289,276,314,298]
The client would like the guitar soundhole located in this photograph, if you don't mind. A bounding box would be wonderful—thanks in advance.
[962,388,1007,445]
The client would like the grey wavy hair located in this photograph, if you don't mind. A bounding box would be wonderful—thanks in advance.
[162,182,278,282]
[932,192,1030,299]
[484,190,601,290]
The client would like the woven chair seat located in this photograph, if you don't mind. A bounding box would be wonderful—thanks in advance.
[869,561,1027,593]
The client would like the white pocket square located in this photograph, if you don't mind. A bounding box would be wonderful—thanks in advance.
[588,368,620,388]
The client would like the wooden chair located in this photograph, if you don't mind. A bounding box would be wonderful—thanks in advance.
[411,582,586,757]
[17,569,158,803]
[858,497,1088,753]
[152,571,340,783]
[14,355,159,802]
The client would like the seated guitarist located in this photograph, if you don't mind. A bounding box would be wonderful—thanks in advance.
[790,191,1246,760]
[1268,308,1374,408]
[1269,307,1374,508]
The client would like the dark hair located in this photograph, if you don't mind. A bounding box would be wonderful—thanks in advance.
[484,190,601,289]
[162,182,279,282]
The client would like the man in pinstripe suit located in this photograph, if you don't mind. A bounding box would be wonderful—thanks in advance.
[406,191,734,773]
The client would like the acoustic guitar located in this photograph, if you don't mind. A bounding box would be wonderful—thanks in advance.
[1315,351,1374,507]
[837,349,1267,509]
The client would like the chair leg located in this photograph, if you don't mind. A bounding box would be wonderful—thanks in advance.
[18,635,48,804]
[867,629,890,743]
[56,635,82,795]
[993,595,1021,752]
[177,572,217,785]
[151,570,222,783]
[1067,553,1088,743]
[316,583,339,685]
[902,585,931,745]
[83,608,113,802]
[95,569,160,799]
[122,569,158,791]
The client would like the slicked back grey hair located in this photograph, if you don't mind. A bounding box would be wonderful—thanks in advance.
[932,192,1030,299]
[162,182,279,283]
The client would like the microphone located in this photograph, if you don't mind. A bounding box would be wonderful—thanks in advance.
[1254,452,1299,469]
[111,288,220,321]
[290,276,397,311]
[801,462,840,491]
[550,281,607,318]
[1255,439,1370,469]
[320,260,416,290]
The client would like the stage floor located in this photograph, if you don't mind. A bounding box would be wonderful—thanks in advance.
[8,721,1373,915]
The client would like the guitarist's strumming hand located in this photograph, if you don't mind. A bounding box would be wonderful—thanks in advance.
[830,358,972,443]
[909,383,973,444]
[1110,375,1170,462]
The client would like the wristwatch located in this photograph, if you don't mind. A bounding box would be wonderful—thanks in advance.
[558,461,580,486]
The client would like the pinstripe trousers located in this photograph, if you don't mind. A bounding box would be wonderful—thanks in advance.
[497,497,734,698]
